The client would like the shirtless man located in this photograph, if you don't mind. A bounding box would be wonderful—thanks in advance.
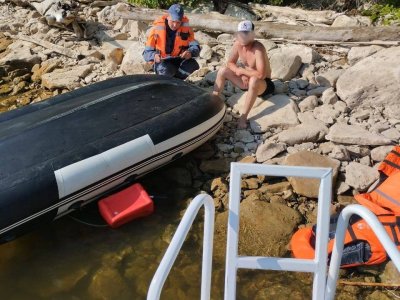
[213,20,274,129]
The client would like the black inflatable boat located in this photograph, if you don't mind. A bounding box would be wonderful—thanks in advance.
[0,75,226,243]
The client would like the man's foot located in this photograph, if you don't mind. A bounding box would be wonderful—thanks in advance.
[238,115,248,129]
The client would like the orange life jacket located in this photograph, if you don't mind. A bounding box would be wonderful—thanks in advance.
[291,214,400,267]
[355,145,400,216]
[145,15,195,59]
[378,146,400,177]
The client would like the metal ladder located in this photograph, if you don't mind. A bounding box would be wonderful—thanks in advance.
[147,163,400,300]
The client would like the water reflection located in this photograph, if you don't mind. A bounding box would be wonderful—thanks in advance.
[0,159,312,300]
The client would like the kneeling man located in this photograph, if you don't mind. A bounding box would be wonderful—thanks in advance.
[213,21,274,128]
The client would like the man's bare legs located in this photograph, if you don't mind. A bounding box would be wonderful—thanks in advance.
[213,66,247,97]
[238,77,267,129]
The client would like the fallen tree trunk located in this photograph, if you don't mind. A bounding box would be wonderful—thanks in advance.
[118,7,400,42]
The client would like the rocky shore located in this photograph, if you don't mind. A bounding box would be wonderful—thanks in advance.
[1,0,399,298]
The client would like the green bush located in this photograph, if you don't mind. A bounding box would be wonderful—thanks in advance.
[362,3,400,25]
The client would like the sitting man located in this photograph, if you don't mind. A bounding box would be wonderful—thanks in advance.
[143,4,200,80]
[213,20,274,129]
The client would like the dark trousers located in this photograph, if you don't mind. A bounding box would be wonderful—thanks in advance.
[154,58,199,80]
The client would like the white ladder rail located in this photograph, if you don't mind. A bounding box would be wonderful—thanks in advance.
[147,194,215,300]
[225,163,333,300]
[325,204,400,300]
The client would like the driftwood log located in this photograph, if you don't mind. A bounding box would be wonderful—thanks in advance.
[118,7,400,42]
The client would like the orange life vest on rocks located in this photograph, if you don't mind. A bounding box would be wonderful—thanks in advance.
[291,145,400,267]
[145,15,195,59]
[291,214,400,267]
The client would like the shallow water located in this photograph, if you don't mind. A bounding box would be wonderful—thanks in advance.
[0,159,314,300]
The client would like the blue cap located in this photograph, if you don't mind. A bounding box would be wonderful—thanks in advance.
[168,4,184,21]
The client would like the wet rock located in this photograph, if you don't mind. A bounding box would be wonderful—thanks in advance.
[370,146,393,162]
[379,261,400,284]
[256,142,286,162]
[321,87,338,105]
[336,47,400,119]
[199,158,233,174]
[347,45,383,65]
[298,95,318,112]
[31,59,61,82]
[326,124,392,146]
[41,65,93,90]
[283,151,340,198]
[345,162,379,191]
[214,200,302,260]
[88,267,131,300]
[275,121,328,145]
[366,291,392,300]
[315,69,344,87]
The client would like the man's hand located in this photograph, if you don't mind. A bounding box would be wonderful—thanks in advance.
[235,68,244,77]
[241,75,249,89]
[154,54,161,63]
[180,50,192,60]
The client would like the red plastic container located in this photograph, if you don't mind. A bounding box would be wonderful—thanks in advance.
[98,183,154,228]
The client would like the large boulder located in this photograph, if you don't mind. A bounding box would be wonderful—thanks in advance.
[275,121,328,145]
[331,15,360,27]
[283,151,340,198]
[347,45,383,65]
[120,42,148,75]
[336,47,400,119]
[345,162,379,191]
[0,41,41,73]
[213,200,302,260]
[326,123,392,146]
[41,65,93,90]
[269,47,303,81]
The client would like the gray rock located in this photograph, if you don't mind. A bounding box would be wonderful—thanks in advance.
[359,155,371,166]
[307,86,328,96]
[194,31,217,45]
[336,47,400,119]
[329,145,351,161]
[216,143,234,153]
[345,162,379,191]
[234,130,254,143]
[200,44,213,60]
[332,15,360,27]
[269,48,302,81]
[199,158,233,174]
[326,123,392,145]
[315,69,344,87]
[272,80,289,94]
[280,44,320,64]
[283,151,340,198]
[298,95,318,112]
[321,87,338,105]
[347,45,383,65]
[204,70,218,84]
[370,146,393,162]
[41,65,92,90]
[296,79,309,89]
[276,121,328,145]
[122,20,147,40]
[313,104,340,125]
[256,142,286,162]
[381,128,400,141]
[120,42,147,75]
[224,3,257,20]
[249,94,299,133]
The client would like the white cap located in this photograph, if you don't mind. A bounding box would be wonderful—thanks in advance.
[237,20,254,32]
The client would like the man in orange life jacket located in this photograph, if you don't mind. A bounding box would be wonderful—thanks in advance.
[143,4,200,79]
